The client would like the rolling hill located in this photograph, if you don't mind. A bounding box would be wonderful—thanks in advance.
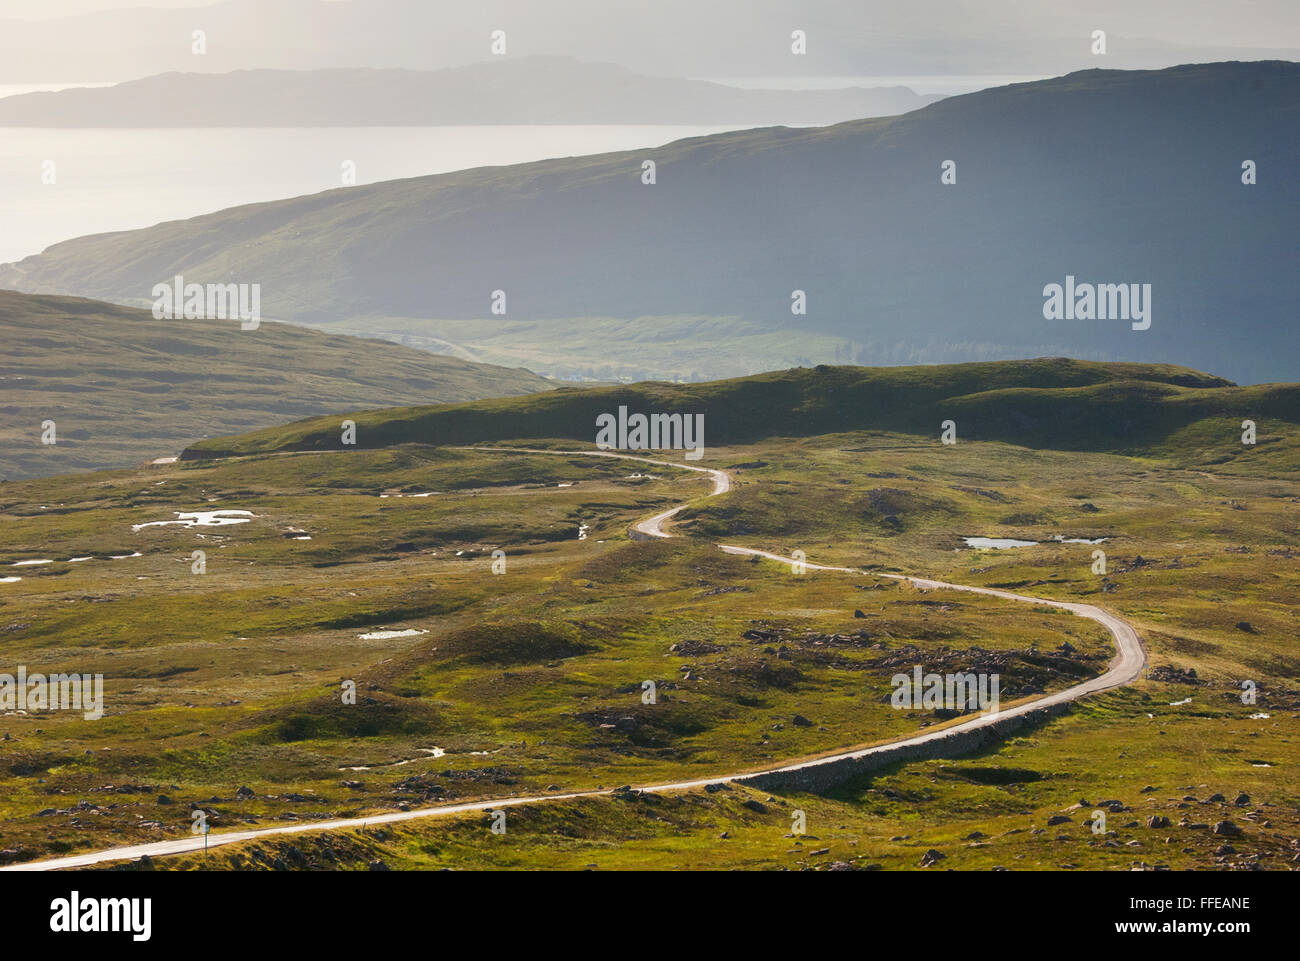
[3,62,1296,385]
[181,358,1300,469]
[0,290,553,479]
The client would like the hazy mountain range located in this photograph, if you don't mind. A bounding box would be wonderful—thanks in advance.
[0,58,940,126]
[0,0,1296,82]
[5,62,1295,386]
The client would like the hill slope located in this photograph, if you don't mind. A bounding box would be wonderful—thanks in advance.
[181,358,1300,470]
[0,59,939,126]
[3,62,1295,385]
[0,290,553,479]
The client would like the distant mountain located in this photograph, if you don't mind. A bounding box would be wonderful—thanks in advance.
[0,291,553,479]
[181,358,1300,469]
[3,62,1297,385]
[0,0,1295,82]
[0,59,940,126]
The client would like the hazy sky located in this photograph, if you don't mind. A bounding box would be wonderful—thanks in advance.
[0,0,1294,84]
[2,0,212,15]
[2,0,1297,50]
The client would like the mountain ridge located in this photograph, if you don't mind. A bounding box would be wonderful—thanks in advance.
[4,61,1296,384]
[0,57,941,126]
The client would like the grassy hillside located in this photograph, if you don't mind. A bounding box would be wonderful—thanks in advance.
[182,358,1300,468]
[4,62,1296,384]
[0,290,553,479]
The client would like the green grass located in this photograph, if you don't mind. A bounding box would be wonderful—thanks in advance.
[1,405,1297,869]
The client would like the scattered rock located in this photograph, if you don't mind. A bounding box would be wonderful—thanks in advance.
[1148,666,1199,685]
[919,849,946,868]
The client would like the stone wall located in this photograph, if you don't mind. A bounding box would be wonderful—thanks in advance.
[734,702,1071,793]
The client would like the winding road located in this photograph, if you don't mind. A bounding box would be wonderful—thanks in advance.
[4,448,1144,871]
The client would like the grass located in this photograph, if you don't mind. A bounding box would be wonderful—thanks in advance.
[0,381,1297,868]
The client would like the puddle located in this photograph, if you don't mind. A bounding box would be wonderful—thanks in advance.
[150,457,178,465]
[132,510,257,532]
[1249,713,1271,720]
[358,629,428,640]
[1169,697,1192,706]
[67,557,93,563]
[380,492,438,498]
[0,577,21,583]
[109,552,143,560]
[12,559,53,567]
[1052,535,1109,544]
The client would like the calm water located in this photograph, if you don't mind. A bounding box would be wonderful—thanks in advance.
[0,124,747,263]
[0,72,1021,264]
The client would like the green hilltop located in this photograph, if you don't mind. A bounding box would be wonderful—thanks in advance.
[183,358,1300,468]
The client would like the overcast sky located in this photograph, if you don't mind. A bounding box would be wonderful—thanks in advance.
[0,0,1294,84]
[1,0,1296,49]
[3,0,212,16]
